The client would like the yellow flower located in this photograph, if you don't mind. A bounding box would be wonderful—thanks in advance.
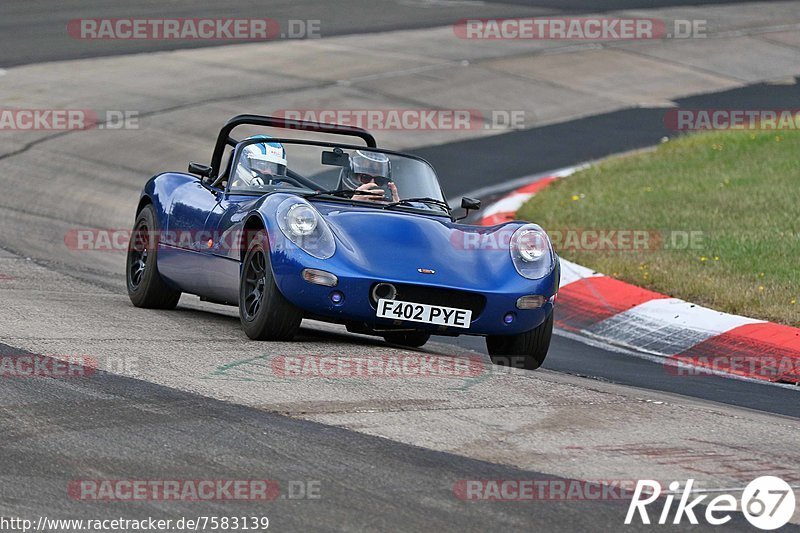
[571,195,580,201]
[699,256,707,262]
[791,299,797,305]
[714,256,719,261]
[758,286,765,292]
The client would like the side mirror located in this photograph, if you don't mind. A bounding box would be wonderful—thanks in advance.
[188,162,212,178]
[461,197,481,211]
[456,197,482,221]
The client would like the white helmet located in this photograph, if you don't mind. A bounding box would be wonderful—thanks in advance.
[241,135,287,178]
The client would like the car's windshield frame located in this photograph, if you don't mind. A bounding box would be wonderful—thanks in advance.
[223,137,450,217]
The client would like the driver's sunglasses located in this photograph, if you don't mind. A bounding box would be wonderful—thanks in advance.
[356,173,390,186]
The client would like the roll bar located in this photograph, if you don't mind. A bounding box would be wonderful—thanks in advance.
[208,114,378,180]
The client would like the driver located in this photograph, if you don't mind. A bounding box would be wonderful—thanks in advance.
[341,150,399,202]
[231,135,288,188]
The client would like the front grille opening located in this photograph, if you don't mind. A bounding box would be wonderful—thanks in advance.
[369,282,486,318]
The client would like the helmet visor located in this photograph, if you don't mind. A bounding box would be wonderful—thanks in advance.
[248,157,286,177]
[352,152,390,178]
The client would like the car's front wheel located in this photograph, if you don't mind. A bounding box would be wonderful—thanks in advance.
[126,204,181,309]
[383,331,430,348]
[486,311,553,370]
[239,232,302,341]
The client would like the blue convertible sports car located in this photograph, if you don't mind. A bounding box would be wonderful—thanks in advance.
[126,115,559,369]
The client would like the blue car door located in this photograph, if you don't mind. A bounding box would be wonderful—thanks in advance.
[199,194,260,304]
[157,180,220,296]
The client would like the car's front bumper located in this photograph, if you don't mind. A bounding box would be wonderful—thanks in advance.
[271,251,558,336]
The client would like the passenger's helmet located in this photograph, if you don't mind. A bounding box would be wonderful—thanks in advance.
[341,150,391,191]
[240,135,287,181]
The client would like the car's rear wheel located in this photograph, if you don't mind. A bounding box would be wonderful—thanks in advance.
[239,231,302,341]
[126,204,181,309]
[486,311,553,370]
[383,331,430,348]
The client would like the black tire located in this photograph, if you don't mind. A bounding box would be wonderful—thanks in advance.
[239,231,302,341]
[383,331,431,348]
[486,311,553,370]
[126,204,181,309]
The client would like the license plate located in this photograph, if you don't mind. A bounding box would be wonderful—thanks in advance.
[376,299,472,329]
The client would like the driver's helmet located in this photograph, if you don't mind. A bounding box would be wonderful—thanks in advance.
[341,150,391,191]
[235,135,287,186]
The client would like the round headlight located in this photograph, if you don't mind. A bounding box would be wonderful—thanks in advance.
[287,204,318,236]
[516,229,547,262]
[510,224,554,280]
[276,198,336,260]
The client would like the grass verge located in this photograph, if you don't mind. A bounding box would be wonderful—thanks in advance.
[517,129,800,326]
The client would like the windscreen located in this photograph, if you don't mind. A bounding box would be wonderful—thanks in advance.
[228,139,446,212]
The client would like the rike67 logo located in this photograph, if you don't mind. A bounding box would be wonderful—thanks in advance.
[626,477,796,530]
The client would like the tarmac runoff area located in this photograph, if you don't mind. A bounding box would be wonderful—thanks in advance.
[0,0,799,526]
[0,250,799,519]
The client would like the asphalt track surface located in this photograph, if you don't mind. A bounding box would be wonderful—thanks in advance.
[0,344,616,531]
[1,79,797,419]
[0,343,765,532]
[447,333,800,419]
[1,2,799,531]
[0,0,768,67]
[1,0,795,420]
